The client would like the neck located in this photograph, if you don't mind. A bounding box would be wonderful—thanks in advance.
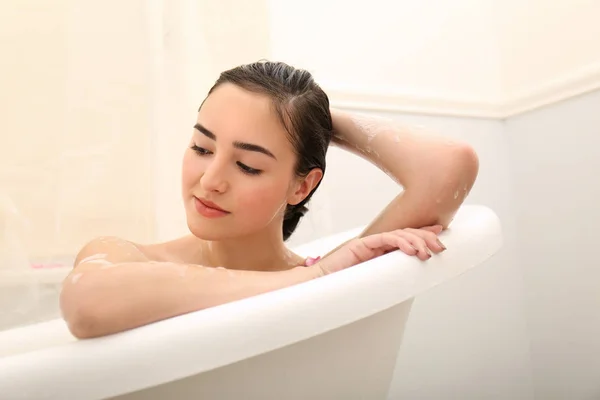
[204,228,301,271]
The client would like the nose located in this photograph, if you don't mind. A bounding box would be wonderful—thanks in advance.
[200,159,228,193]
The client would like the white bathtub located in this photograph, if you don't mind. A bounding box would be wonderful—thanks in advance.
[0,205,502,400]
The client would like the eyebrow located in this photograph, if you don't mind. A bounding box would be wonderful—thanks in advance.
[194,123,277,160]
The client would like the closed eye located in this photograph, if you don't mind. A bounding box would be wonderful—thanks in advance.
[237,162,262,176]
[192,145,262,176]
[191,144,211,156]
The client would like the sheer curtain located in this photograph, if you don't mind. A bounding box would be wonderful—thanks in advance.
[0,0,273,329]
[0,1,167,329]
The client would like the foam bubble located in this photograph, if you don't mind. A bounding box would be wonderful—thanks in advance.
[78,253,107,265]
[71,273,83,284]
[81,259,113,267]
[349,113,394,139]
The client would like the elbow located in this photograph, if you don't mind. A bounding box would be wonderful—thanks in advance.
[429,144,480,227]
[63,306,103,339]
[60,276,109,339]
[457,143,479,188]
[439,143,479,194]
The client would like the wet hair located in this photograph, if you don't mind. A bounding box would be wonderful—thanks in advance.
[202,60,333,241]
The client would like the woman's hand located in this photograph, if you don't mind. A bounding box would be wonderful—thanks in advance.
[316,225,445,276]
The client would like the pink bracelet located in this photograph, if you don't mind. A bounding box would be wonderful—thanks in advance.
[304,256,321,266]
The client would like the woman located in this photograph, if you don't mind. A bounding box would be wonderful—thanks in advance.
[60,61,478,339]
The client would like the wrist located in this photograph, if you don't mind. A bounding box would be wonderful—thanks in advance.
[330,109,348,142]
[330,109,376,154]
[293,264,325,281]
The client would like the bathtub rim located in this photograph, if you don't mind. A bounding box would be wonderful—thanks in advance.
[0,205,503,400]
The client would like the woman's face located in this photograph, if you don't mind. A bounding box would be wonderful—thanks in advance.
[181,83,310,240]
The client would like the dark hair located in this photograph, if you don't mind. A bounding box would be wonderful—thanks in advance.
[203,60,333,241]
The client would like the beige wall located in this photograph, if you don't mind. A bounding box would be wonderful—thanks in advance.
[1,1,67,259]
[1,1,155,259]
[499,0,600,100]
[269,0,503,109]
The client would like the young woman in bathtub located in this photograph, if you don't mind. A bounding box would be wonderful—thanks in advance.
[60,61,478,338]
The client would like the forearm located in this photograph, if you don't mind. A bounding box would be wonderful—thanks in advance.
[331,109,479,230]
[331,109,443,187]
[361,191,439,237]
[60,262,321,338]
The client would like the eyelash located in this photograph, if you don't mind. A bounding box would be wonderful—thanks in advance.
[191,145,262,176]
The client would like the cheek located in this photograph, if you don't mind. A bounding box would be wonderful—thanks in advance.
[236,179,288,219]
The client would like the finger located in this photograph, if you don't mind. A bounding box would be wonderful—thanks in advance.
[362,233,416,258]
[393,236,418,256]
[373,235,419,258]
[421,224,443,234]
[405,228,445,253]
[348,238,378,262]
[394,230,431,260]
[361,232,397,251]
[379,243,398,254]
[374,248,388,257]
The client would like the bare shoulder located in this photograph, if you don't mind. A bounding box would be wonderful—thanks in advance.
[73,236,151,269]
[150,235,209,265]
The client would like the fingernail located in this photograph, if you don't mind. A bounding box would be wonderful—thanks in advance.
[425,248,432,257]
[437,239,446,250]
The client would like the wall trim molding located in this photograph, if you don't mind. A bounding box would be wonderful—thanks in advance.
[499,62,600,118]
[327,62,600,120]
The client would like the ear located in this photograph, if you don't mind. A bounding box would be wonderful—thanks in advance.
[288,168,323,206]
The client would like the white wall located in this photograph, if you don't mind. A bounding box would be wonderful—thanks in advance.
[506,90,600,400]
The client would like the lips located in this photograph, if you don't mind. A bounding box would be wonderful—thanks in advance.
[193,197,230,218]
[197,197,228,212]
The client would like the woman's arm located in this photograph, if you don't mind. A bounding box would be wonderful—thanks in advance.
[330,109,479,236]
[60,238,321,339]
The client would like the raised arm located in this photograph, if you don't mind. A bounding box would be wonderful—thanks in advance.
[330,109,479,236]
[60,238,321,339]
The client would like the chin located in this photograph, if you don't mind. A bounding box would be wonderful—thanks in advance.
[186,215,274,242]
[186,219,231,241]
